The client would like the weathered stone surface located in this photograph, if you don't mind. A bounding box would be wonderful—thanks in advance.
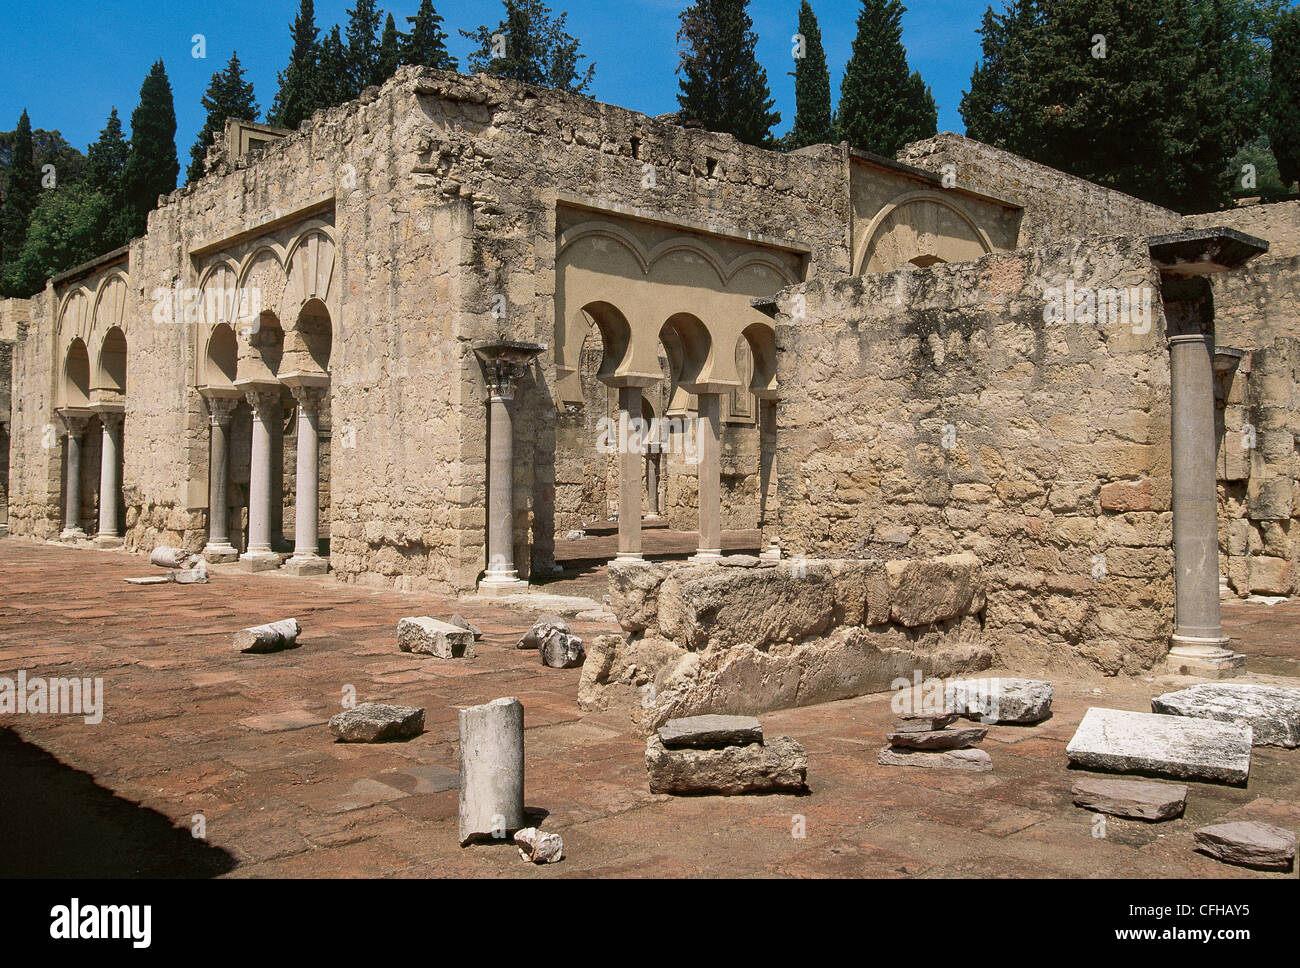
[1071,777,1187,820]
[329,703,425,743]
[398,616,474,658]
[877,746,993,771]
[645,734,807,795]
[886,726,987,750]
[657,715,763,748]
[150,546,200,570]
[1151,683,1300,748]
[946,677,1053,724]
[886,552,985,626]
[514,827,563,864]
[1193,821,1296,870]
[233,618,301,653]
[448,613,483,640]
[716,554,762,567]
[171,559,209,584]
[539,630,585,668]
[516,615,570,650]
[459,697,525,845]
[125,575,172,585]
[1066,707,1252,783]
[893,713,960,731]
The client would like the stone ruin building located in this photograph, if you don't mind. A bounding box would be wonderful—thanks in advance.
[0,67,1296,724]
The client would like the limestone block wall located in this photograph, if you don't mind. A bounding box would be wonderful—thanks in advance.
[774,235,1175,675]
[7,289,61,539]
[898,133,1182,248]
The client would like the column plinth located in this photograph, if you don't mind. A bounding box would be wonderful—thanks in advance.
[282,378,329,576]
[236,383,284,572]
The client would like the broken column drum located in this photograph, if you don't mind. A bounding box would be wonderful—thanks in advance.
[458,697,525,845]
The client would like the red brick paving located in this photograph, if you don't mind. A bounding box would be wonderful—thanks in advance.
[0,537,1297,878]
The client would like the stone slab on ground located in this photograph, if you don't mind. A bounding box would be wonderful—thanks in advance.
[1071,777,1187,821]
[1151,683,1300,748]
[125,576,172,585]
[514,827,563,864]
[877,746,992,772]
[645,734,807,795]
[893,713,960,731]
[1066,707,1252,784]
[886,726,987,750]
[398,616,475,658]
[233,618,301,653]
[1193,821,1296,871]
[945,677,1053,723]
[328,703,425,743]
[658,715,763,748]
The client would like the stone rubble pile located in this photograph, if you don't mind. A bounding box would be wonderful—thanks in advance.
[645,714,807,795]
[514,827,563,864]
[517,615,585,668]
[877,711,992,772]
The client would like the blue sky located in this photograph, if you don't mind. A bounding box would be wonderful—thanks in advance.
[0,0,983,173]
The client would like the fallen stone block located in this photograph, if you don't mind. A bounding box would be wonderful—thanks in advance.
[459,697,525,845]
[946,677,1053,724]
[233,618,301,653]
[893,713,961,732]
[886,726,987,750]
[1066,707,1252,784]
[1194,821,1295,871]
[645,734,807,795]
[1071,777,1187,821]
[150,546,201,570]
[398,616,474,658]
[514,827,563,864]
[1151,683,1300,748]
[448,613,483,640]
[539,630,585,668]
[171,559,209,584]
[329,703,425,742]
[877,746,992,771]
[516,615,570,650]
[658,714,763,749]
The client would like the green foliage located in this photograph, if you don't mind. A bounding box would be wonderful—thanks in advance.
[344,0,384,96]
[117,60,179,242]
[1269,7,1300,189]
[378,13,401,84]
[2,183,112,297]
[462,0,595,94]
[676,0,781,146]
[837,0,937,156]
[403,0,457,70]
[787,1,834,149]
[268,0,321,129]
[313,25,352,109]
[84,108,128,198]
[188,52,258,184]
[0,110,39,290]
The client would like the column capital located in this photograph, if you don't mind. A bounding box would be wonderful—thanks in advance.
[473,340,545,401]
[287,383,328,413]
[89,402,125,431]
[235,380,282,414]
[205,395,240,426]
[56,407,94,438]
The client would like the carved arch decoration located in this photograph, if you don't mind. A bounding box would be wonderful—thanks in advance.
[855,190,995,276]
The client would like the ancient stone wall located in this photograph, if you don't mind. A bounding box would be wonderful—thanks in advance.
[898,133,1183,248]
[773,235,1175,676]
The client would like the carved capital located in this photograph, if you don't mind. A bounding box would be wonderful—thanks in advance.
[480,357,530,400]
[57,410,92,439]
[289,383,328,414]
[242,386,282,415]
[207,396,240,427]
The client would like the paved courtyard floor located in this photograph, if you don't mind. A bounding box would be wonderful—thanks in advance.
[1,537,1297,878]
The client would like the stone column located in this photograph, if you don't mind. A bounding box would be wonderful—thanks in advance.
[201,391,240,562]
[693,392,722,561]
[283,380,329,576]
[58,410,92,541]
[1168,332,1242,674]
[92,405,124,547]
[645,448,661,518]
[617,386,644,560]
[473,341,545,594]
[758,396,781,560]
[238,384,283,571]
[458,697,525,845]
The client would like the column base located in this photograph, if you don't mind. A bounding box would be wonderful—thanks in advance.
[238,551,283,573]
[282,554,329,576]
[615,551,644,561]
[1167,634,1246,678]
[478,573,529,597]
[203,543,240,564]
[60,527,88,542]
[93,534,123,549]
[690,549,723,564]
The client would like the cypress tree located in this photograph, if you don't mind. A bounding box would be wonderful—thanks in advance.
[0,110,39,288]
[787,1,833,149]
[344,0,383,96]
[959,2,1037,148]
[377,13,401,83]
[462,0,595,94]
[314,25,351,109]
[403,0,457,70]
[1269,7,1300,189]
[837,0,935,156]
[84,108,128,198]
[676,0,781,146]
[269,0,321,129]
[116,60,179,242]
[188,52,259,184]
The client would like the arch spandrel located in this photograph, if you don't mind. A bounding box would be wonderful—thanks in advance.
[281,227,338,324]
[857,190,994,275]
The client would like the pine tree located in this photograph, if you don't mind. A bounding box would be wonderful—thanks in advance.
[269,0,321,129]
[462,0,595,94]
[676,0,781,146]
[403,0,457,70]
[344,0,383,96]
[314,25,351,109]
[0,110,39,289]
[837,0,935,156]
[188,52,259,184]
[84,108,128,197]
[787,1,833,149]
[116,60,179,243]
[377,13,401,83]
[1269,7,1300,189]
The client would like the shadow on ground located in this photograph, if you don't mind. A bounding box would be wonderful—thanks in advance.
[0,727,236,878]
